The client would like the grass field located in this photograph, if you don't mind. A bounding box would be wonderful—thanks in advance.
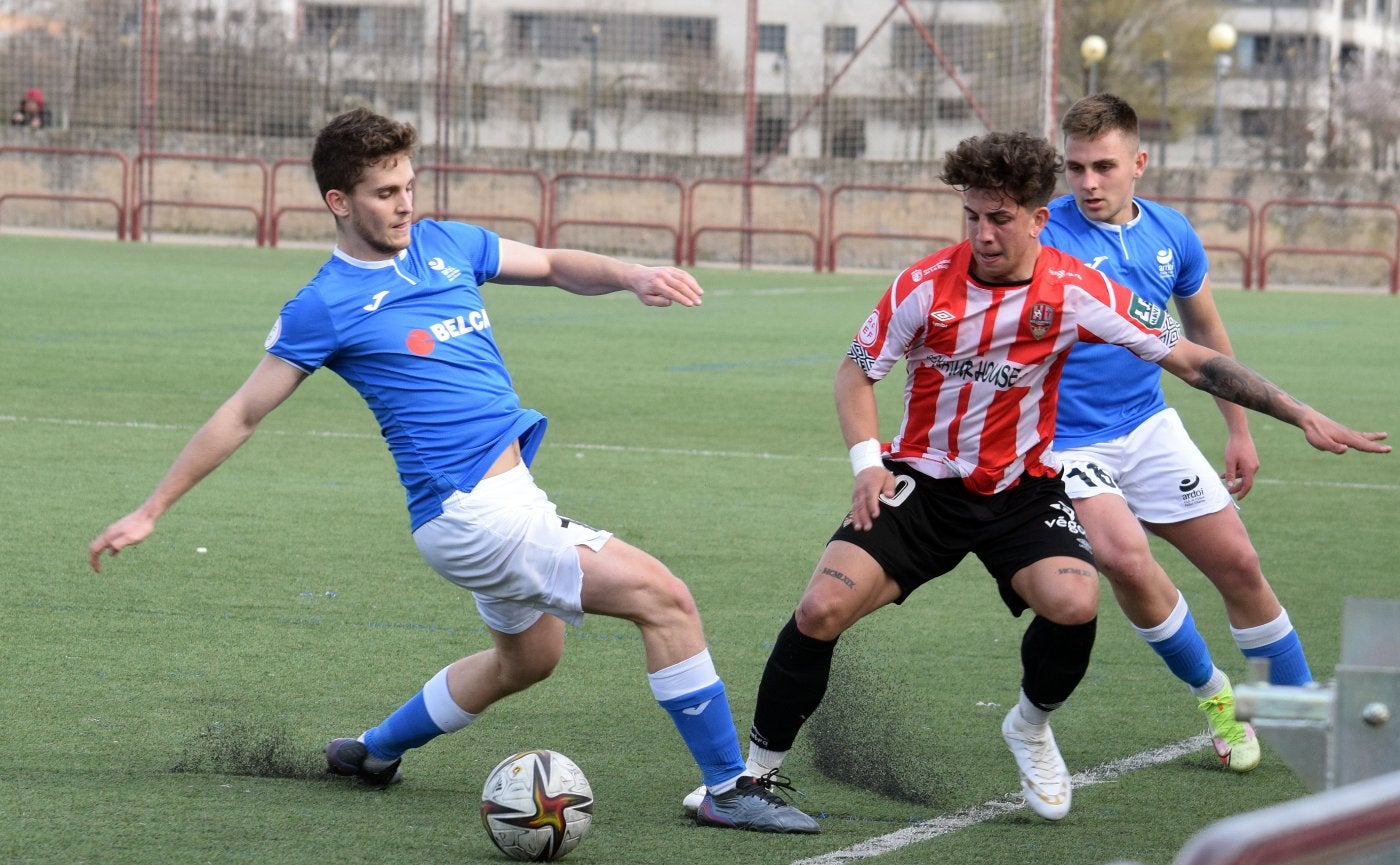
[2,234,1397,865]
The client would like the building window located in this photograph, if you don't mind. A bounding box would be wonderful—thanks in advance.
[1240,109,1272,137]
[758,23,786,53]
[891,22,983,71]
[831,118,866,158]
[303,5,360,47]
[660,16,715,55]
[508,12,714,60]
[824,25,857,54]
[301,4,421,51]
[827,98,866,158]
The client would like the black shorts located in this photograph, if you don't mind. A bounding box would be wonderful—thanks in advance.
[829,461,1096,616]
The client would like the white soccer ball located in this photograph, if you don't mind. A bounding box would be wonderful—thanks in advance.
[480,749,594,861]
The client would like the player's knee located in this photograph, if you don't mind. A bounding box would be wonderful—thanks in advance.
[1060,594,1100,625]
[1037,586,1099,626]
[793,597,855,641]
[636,564,700,626]
[1095,541,1160,588]
[501,647,561,691]
[1211,544,1264,587]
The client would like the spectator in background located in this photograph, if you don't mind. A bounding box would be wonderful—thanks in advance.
[11,88,51,129]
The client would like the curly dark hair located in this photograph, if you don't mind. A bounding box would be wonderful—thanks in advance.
[1061,93,1140,145]
[939,131,1063,210]
[311,107,419,198]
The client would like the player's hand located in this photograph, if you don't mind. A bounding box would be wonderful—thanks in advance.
[847,467,896,532]
[1299,412,1390,455]
[629,266,703,308]
[1221,434,1261,500]
[88,511,156,573]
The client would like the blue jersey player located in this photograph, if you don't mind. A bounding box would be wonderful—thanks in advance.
[1043,94,1317,772]
[87,108,818,833]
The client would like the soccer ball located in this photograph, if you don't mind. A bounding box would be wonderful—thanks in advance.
[480,749,594,861]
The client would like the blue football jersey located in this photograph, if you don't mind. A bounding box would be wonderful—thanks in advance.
[265,219,547,529]
[1041,195,1208,448]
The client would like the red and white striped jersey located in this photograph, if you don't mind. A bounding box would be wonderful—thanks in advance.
[848,241,1181,495]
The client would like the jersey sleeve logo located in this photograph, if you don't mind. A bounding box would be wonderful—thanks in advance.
[263,316,282,350]
[857,311,881,347]
[1127,295,1165,328]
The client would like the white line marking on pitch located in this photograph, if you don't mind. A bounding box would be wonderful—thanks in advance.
[791,736,1211,865]
[4,415,1396,492]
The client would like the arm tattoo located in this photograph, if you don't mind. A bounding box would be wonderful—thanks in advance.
[1196,356,1306,423]
[820,567,857,590]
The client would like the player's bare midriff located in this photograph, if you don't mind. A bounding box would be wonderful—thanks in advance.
[483,439,523,478]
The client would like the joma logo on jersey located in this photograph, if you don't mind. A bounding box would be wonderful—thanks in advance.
[427,257,462,280]
[404,310,491,355]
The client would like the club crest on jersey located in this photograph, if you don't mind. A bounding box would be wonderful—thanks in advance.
[858,311,881,347]
[1028,302,1055,339]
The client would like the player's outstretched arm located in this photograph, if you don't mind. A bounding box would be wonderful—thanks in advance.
[88,356,307,572]
[495,239,703,308]
[1158,340,1390,456]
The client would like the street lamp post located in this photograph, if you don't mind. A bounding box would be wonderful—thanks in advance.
[1150,54,1170,167]
[1208,21,1237,167]
[585,23,600,152]
[1080,34,1107,96]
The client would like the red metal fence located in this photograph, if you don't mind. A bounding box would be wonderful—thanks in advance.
[3,143,1397,292]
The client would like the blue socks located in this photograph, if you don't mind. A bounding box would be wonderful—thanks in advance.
[360,649,751,790]
[363,665,476,762]
[1137,594,1312,689]
[1136,592,1214,690]
[650,649,745,791]
[1233,609,1312,685]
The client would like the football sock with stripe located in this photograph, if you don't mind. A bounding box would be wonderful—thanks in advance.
[1136,591,1216,691]
[1233,608,1312,685]
[750,613,838,755]
[650,649,745,792]
[362,664,477,764]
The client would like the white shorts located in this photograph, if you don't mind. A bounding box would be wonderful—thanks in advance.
[411,463,612,634]
[1055,408,1235,524]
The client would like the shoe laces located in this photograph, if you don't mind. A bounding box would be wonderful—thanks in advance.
[747,769,807,805]
[1008,723,1064,783]
[1199,691,1250,745]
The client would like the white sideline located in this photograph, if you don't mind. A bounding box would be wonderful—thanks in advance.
[791,736,1212,865]
[5,414,1397,492]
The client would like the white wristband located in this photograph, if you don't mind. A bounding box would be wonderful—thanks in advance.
[849,438,883,476]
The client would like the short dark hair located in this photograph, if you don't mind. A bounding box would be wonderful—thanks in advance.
[939,131,1062,211]
[311,107,418,198]
[1060,93,1140,145]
